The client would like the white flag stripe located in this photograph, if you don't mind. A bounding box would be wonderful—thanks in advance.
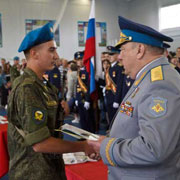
[89,0,95,19]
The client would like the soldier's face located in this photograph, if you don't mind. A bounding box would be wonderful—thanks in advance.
[1,59,5,65]
[14,60,19,65]
[176,48,180,58]
[37,40,59,71]
[118,42,138,79]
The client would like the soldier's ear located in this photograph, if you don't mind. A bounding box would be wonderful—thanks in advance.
[30,48,39,60]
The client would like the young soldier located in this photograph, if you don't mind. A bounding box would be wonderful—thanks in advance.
[7,23,96,180]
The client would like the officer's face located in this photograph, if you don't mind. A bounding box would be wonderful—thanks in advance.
[76,59,83,68]
[118,42,138,79]
[109,53,118,63]
[36,40,59,71]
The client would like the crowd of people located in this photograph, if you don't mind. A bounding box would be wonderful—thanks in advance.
[1,15,180,180]
[167,47,180,74]
[1,46,180,132]
[0,47,135,133]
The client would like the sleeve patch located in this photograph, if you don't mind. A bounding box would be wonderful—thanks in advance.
[32,108,46,124]
[149,97,167,117]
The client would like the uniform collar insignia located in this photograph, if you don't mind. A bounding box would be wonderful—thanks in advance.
[134,71,147,87]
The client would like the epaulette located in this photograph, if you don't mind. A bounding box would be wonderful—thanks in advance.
[150,66,164,82]
[118,62,123,67]
[21,78,35,86]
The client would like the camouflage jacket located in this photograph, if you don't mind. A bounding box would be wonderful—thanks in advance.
[7,68,66,180]
[10,64,20,84]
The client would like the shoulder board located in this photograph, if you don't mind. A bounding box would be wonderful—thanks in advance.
[118,62,123,67]
[21,78,35,86]
[150,66,164,82]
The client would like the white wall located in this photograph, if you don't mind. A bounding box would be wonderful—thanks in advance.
[0,0,127,65]
[1,0,179,71]
[124,0,180,51]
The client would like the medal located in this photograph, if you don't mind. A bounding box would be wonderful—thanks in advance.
[120,101,134,117]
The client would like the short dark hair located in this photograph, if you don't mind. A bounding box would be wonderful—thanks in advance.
[102,59,110,64]
[70,63,78,71]
[146,44,165,55]
[24,49,30,59]
[102,52,109,55]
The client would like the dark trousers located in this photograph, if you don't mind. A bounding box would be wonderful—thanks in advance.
[78,103,95,133]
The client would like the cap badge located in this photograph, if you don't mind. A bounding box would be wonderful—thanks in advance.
[119,32,132,44]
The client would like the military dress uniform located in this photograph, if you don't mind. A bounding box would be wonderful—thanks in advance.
[100,57,180,180]
[48,65,61,90]
[105,62,124,123]
[99,16,180,180]
[8,68,66,180]
[76,67,95,133]
[122,75,134,99]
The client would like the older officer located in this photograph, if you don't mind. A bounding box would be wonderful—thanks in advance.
[7,23,95,180]
[88,16,180,180]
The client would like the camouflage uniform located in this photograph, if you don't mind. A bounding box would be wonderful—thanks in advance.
[7,68,66,180]
[10,64,20,84]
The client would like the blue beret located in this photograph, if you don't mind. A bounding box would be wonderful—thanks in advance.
[13,56,20,61]
[74,51,84,60]
[107,46,120,54]
[18,22,54,52]
[116,16,173,48]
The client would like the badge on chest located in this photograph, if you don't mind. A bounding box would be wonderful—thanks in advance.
[120,101,134,117]
[112,71,116,77]
[81,74,86,79]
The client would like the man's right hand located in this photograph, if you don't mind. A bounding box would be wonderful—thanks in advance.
[86,136,106,160]
[83,140,101,161]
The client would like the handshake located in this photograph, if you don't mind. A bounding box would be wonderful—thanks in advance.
[82,136,106,160]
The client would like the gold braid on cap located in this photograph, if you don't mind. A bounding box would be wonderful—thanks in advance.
[115,32,132,47]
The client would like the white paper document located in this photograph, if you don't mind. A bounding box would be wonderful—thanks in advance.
[55,123,99,140]
[63,152,97,164]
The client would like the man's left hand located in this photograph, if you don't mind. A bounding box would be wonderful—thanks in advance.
[87,136,106,154]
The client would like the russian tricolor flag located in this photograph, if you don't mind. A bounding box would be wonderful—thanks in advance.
[83,0,96,96]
